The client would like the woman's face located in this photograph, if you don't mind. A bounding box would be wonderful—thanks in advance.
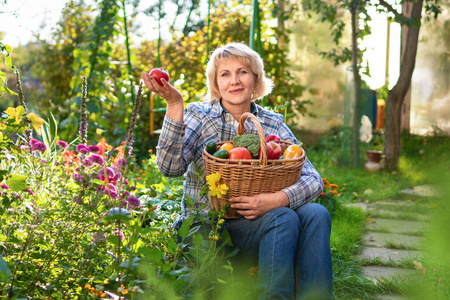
[216,57,255,111]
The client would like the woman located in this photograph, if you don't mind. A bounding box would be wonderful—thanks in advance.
[142,42,333,300]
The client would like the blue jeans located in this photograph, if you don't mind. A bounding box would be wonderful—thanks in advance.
[223,203,333,300]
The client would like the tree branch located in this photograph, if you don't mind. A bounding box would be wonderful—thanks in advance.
[376,0,403,21]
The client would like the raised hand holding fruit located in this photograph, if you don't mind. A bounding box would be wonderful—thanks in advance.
[149,68,170,86]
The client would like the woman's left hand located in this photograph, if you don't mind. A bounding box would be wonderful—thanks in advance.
[229,191,289,220]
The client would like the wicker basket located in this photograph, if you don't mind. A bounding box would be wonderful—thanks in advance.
[202,112,306,218]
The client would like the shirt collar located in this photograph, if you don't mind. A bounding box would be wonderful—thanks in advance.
[210,99,260,117]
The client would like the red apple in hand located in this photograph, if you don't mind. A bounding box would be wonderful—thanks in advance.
[259,141,282,159]
[266,134,281,143]
[149,68,170,86]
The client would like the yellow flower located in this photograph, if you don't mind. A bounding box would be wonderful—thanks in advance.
[28,113,45,135]
[206,172,229,199]
[5,106,25,124]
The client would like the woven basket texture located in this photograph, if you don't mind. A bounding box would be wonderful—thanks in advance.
[202,112,305,218]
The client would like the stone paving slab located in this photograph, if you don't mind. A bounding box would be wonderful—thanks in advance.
[362,266,420,282]
[401,184,441,198]
[345,202,368,211]
[363,231,423,249]
[368,209,430,222]
[367,218,427,235]
[369,200,417,209]
[360,246,424,262]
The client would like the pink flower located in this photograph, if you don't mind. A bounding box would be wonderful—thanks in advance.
[0,184,10,190]
[113,230,124,242]
[88,145,101,153]
[27,187,34,196]
[88,154,104,165]
[57,140,69,149]
[30,141,47,153]
[76,144,89,154]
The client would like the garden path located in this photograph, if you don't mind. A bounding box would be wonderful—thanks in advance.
[348,184,438,300]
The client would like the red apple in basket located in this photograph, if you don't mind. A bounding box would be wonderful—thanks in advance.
[259,141,282,159]
[266,134,281,143]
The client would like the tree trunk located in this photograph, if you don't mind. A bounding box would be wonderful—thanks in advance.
[384,1,423,170]
[351,0,361,168]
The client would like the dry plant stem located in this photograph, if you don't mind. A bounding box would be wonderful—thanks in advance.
[15,70,27,113]
[78,77,89,145]
[125,82,143,157]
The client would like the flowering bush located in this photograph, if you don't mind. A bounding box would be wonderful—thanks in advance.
[314,178,342,216]
[0,78,241,299]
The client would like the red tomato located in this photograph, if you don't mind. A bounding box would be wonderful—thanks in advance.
[229,147,252,160]
[149,68,170,86]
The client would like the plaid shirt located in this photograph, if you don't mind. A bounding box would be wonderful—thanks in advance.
[156,100,323,227]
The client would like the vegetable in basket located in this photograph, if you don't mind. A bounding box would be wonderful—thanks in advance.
[233,134,260,158]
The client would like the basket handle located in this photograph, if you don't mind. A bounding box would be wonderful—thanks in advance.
[237,112,268,166]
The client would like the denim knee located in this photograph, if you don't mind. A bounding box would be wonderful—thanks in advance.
[295,203,331,229]
[263,207,301,236]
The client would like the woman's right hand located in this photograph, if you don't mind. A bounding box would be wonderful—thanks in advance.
[142,72,183,107]
[142,72,184,122]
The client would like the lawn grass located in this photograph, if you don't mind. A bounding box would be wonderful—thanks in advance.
[302,129,450,299]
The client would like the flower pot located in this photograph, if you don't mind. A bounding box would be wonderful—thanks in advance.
[364,150,383,172]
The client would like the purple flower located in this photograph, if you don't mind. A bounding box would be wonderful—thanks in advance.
[127,196,140,209]
[57,140,69,149]
[130,186,136,191]
[121,191,130,200]
[0,184,10,190]
[31,141,47,154]
[123,179,130,186]
[27,187,34,196]
[99,167,115,180]
[72,173,85,184]
[83,159,93,167]
[108,190,118,200]
[107,183,117,192]
[88,145,100,153]
[117,158,127,169]
[76,144,89,154]
[88,154,104,165]
[113,230,124,242]
[16,194,23,199]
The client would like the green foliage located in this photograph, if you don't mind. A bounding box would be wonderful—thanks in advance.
[0,42,17,96]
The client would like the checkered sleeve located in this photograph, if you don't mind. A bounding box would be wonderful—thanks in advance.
[156,115,188,177]
[156,109,205,178]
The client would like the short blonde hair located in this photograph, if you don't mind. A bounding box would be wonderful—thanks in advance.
[205,42,273,101]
